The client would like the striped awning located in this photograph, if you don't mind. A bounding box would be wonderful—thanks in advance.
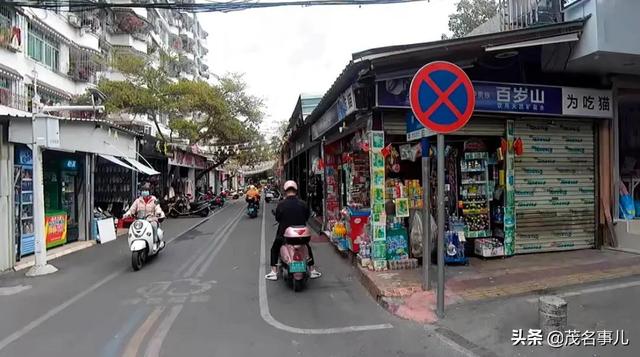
[0,63,23,80]
[31,81,72,100]
[0,105,31,118]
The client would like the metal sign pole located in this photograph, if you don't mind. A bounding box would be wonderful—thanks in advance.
[421,138,431,290]
[436,134,445,318]
[408,61,476,319]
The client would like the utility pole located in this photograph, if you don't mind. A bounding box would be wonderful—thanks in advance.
[25,72,106,277]
[26,69,57,277]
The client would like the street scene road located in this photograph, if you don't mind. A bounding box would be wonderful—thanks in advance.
[3,1,640,357]
[0,201,461,357]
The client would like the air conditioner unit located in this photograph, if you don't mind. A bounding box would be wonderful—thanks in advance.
[68,14,81,28]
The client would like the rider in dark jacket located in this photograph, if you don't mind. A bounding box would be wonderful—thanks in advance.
[265,180,321,281]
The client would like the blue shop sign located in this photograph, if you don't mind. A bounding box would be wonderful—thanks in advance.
[378,79,612,119]
[474,82,562,115]
[62,159,78,170]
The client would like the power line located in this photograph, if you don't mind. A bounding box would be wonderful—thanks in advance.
[7,0,426,13]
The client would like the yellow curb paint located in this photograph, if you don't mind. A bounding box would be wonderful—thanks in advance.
[123,306,165,357]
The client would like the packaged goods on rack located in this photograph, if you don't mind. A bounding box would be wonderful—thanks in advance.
[460,152,491,238]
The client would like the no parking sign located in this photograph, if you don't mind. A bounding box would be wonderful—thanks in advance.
[409,61,475,134]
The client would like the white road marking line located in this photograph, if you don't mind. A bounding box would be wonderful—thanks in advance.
[258,207,393,334]
[144,304,184,357]
[166,202,233,244]
[0,285,31,296]
[173,206,242,278]
[0,271,122,351]
[182,208,243,278]
[526,279,640,303]
[195,213,244,278]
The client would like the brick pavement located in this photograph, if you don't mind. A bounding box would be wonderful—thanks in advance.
[353,249,640,323]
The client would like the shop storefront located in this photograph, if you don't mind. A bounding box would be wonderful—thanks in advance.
[168,147,207,199]
[8,117,145,260]
[139,134,169,199]
[378,78,611,256]
[613,84,640,252]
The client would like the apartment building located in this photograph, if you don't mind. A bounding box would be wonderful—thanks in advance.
[0,2,210,134]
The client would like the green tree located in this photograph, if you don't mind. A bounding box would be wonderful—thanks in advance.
[446,0,498,38]
[96,52,266,172]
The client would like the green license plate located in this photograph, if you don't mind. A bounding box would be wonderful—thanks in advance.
[289,261,307,273]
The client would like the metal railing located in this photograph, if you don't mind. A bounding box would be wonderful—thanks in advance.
[0,88,29,112]
[68,47,104,83]
[499,0,562,31]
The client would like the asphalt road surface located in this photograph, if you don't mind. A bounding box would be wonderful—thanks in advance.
[0,200,462,357]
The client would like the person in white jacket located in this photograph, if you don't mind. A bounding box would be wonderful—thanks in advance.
[124,183,165,243]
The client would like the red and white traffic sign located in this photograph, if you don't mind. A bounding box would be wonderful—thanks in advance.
[409,61,475,134]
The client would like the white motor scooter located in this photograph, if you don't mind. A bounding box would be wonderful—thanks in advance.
[127,213,166,271]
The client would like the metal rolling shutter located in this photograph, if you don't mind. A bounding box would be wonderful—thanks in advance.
[386,111,506,137]
[514,120,596,253]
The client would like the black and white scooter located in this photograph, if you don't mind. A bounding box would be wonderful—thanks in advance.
[128,213,166,271]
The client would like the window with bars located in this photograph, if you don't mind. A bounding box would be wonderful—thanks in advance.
[27,84,66,107]
[27,22,60,72]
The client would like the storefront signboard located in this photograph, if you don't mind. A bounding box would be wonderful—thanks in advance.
[337,86,356,121]
[311,101,340,140]
[369,130,386,246]
[169,150,206,169]
[504,121,516,256]
[45,211,67,249]
[380,79,612,129]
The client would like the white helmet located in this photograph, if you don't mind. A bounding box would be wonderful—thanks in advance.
[283,180,298,192]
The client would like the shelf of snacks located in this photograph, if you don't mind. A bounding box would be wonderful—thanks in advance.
[460,152,491,239]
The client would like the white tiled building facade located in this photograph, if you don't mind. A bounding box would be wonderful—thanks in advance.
[0,2,210,134]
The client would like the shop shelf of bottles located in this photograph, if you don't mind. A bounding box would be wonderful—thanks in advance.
[463,208,489,215]
[465,152,488,160]
[460,168,486,173]
[461,180,487,185]
[465,229,492,238]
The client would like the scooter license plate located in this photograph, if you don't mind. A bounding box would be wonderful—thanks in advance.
[289,261,307,273]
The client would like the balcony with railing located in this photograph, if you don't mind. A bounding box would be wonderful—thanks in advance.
[0,86,28,112]
[68,47,103,83]
[67,10,103,35]
[499,0,562,31]
[110,9,150,42]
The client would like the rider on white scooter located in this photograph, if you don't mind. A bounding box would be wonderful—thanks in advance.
[265,180,321,281]
[123,182,165,246]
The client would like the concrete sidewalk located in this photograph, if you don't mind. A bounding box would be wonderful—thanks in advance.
[9,214,217,273]
[438,275,640,357]
[353,249,640,323]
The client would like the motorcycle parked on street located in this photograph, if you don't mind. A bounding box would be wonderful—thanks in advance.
[167,194,210,218]
[128,212,165,271]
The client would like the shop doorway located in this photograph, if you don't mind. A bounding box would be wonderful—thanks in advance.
[43,150,86,243]
[425,135,506,258]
